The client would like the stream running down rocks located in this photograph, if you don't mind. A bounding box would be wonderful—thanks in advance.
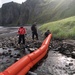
[0,26,75,75]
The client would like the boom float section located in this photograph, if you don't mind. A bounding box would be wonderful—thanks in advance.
[0,34,52,75]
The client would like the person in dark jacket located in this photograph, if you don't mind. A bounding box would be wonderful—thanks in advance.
[31,23,38,40]
[18,26,26,44]
[44,30,51,38]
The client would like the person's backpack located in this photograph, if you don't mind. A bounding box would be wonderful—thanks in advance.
[31,26,33,31]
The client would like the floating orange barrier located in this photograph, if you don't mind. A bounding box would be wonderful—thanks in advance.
[0,34,52,75]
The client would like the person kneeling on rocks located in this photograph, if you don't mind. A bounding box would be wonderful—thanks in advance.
[44,30,51,38]
[18,26,26,45]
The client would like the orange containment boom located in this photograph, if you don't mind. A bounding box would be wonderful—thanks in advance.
[0,34,52,75]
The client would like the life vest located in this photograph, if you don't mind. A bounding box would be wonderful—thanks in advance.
[18,27,26,35]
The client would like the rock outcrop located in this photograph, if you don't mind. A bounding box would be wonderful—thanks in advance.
[0,2,21,26]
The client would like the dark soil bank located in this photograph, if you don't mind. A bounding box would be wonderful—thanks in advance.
[0,26,75,75]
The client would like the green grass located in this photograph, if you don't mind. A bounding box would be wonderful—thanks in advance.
[34,0,75,23]
[39,16,75,39]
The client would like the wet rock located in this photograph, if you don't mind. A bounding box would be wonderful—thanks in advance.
[13,53,21,58]
[25,45,30,48]
[0,52,2,56]
[63,50,71,56]
[65,64,69,67]
[10,43,14,46]
[10,54,13,57]
[13,54,19,58]
[2,51,8,56]
[8,50,12,52]
[6,59,10,63]
[63,40,75,46]
[27,71,37,75]
[33,41,42,48]
[14,58,20,62]
[69,63,73,66]
[29,48,37,52]
[2,47,7,50]
[71,51,75,58]
[25,48,30,54]
[17,54,21,57]
[8,50,12,55]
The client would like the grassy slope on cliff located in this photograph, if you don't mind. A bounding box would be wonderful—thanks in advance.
[33,0,75,23]
[39,16,75,39]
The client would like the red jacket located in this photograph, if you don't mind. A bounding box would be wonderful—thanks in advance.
[18,27,26,35]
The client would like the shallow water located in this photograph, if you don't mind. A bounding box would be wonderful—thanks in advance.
[34,51,75,75]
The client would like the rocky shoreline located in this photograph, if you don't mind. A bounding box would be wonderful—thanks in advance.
[0,26,75,75]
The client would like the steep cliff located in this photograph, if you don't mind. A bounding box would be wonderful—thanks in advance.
[0,0,75,26]
[0,2,21,26]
